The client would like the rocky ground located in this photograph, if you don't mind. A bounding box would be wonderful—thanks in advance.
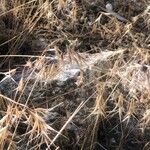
[0,0,150,150]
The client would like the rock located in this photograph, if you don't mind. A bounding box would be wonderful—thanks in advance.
[0,50,123,149]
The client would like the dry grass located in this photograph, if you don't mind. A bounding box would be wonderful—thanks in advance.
[0,0,150,150]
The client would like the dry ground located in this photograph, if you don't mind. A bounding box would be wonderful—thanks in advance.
[0,0,150,150]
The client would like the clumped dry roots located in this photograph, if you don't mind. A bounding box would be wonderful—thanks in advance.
[0,0,150,150]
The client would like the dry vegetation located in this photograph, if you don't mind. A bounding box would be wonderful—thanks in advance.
[0,0,150,150]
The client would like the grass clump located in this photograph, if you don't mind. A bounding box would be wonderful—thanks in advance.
[0,0,150,150]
